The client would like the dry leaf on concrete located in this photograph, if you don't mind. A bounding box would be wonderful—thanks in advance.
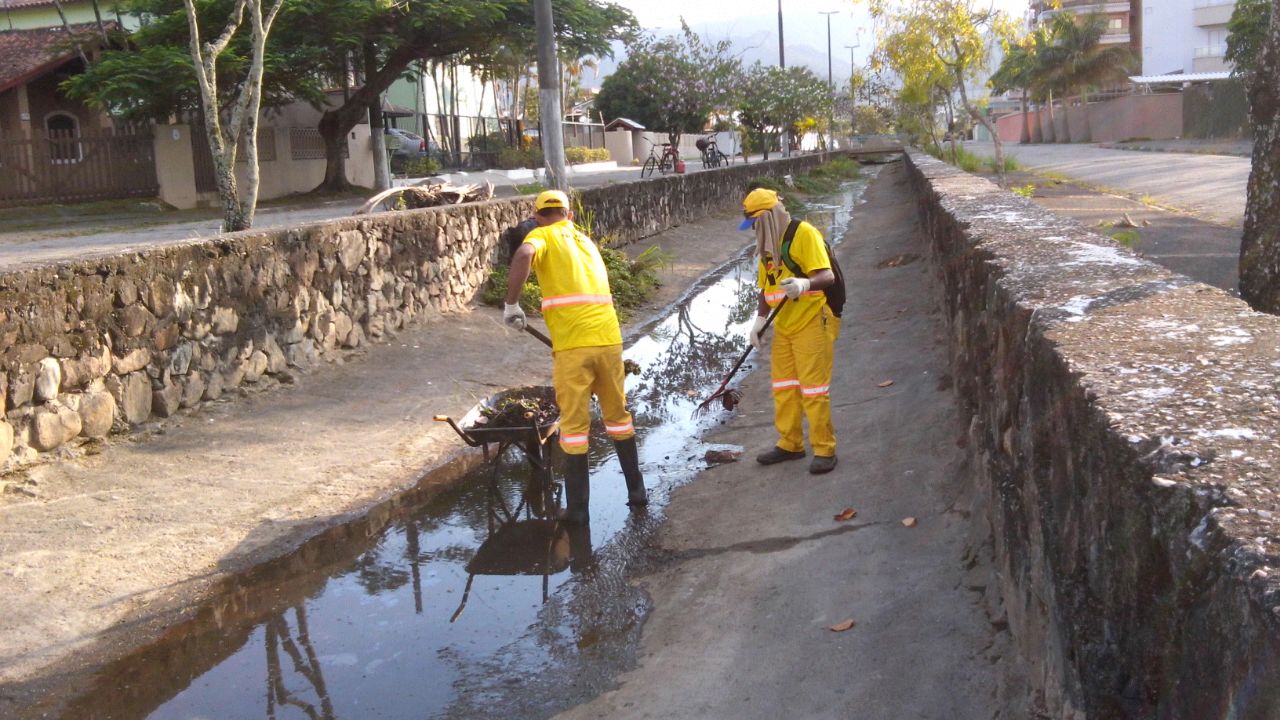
[901,517,918,528]
[833,507,857,522]
[878,380,894,388]
[829,619,856,632]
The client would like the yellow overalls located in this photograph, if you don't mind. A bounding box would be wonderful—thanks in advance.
[759,221,839,457]
[523,220,635,455]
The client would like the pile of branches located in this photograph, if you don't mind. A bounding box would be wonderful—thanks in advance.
[355,180,495,215]
[475,393,559,428]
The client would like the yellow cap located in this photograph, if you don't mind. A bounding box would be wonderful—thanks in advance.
[535,190,570,211]
[742,188,779,218]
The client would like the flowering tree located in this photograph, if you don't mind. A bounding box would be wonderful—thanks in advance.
[594,22,741,145]
[737,63,831,160]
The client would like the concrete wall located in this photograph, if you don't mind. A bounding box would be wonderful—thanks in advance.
[905,148,1280,719]
[997,94,1186,143]
[156,123,376,210]
[0,152,832,464]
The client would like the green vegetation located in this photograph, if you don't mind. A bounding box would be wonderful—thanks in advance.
[1011,183,1036,198]
[988,155,1020,172]
[1110,229,1140,249]
[400,156,441,177]
[513,182,548,195]
[747,177,807,215]
[481,245,671,322]
[564,147,612,164]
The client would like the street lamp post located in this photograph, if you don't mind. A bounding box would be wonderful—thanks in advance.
[779,0,789,157]
[820,10,838,153]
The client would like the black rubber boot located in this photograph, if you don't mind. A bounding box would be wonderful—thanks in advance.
[614,437,648,507]
[557,453,591,526]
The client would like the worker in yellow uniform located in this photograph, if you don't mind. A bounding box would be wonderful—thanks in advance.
[502,190,646,524]
[740,188,839,474]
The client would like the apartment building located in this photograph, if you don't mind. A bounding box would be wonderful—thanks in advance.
[1030,0,1144,66]
[1142,0,1235,76]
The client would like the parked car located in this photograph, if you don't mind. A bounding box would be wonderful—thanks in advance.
[384,128,432,158]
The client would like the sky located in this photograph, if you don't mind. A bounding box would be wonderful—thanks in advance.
[609,0,1032,70]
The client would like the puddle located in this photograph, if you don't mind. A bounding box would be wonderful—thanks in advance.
[52,172,875,720]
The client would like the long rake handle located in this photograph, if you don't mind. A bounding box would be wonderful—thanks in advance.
[698,297,788,410]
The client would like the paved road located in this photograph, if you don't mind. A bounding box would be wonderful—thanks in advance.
[969,141,1250,227]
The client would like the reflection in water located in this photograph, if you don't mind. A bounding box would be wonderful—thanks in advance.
[265,607,335,720]
[52,175,873,720]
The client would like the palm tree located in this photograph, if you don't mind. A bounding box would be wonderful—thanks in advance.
[1042,12,1137,142]
[991,32,1044,144]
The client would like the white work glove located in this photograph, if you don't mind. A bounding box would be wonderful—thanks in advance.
[779,276,811,300]
[749,314,769,351]
[503,302,527,330]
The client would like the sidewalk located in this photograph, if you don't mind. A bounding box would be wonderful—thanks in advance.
[1100,138,1252,158]
[557,161,1015,719]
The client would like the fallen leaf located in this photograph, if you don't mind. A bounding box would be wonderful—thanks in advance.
[878,380,894,388]
[833,507,857,522]
[902,517,918,528]
[829,619,856,632]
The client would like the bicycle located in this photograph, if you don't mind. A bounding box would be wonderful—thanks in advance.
[640,138,681,178]
[695,134,730,169]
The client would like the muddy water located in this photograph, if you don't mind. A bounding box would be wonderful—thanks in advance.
[65,174,873,720]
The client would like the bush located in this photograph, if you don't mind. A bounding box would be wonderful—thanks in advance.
[400,155,441,177]
[984,155,1021,173]
[468,132,508,153]
[480,234,671,323]
[497,146,544,169]
[565,146,612,165]
[1011,183,1036,198]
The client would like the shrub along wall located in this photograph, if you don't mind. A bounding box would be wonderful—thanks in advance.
[906,149,1280,718]
[0,153,832,464]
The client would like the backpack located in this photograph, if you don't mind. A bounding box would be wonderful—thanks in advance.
[779,219,847,318]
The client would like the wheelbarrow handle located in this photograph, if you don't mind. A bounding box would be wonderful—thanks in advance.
[434,415,480,447]
[525,325,553,348]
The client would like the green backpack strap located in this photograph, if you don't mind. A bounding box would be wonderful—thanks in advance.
[778,219,804,277]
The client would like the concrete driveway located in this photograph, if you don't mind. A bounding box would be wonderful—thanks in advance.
[968,142,1250,228]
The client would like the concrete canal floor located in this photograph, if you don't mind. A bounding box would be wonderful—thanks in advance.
[557,162,1015,719]
[0,160,1017,718]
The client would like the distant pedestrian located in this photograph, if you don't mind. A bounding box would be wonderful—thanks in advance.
[501,190,647,523]
[740,188,840,474]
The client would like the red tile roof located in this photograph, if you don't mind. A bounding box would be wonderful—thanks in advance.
[0,23,112,93]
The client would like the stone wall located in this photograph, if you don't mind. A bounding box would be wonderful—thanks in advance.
[0,153,831,465]
[905,149,1280,718]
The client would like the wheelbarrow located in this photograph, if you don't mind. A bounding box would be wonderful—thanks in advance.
[448,517,588,622]
[435,385,563,523]
[434,385,561,470]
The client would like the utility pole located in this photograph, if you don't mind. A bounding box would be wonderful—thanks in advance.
[534,0,567,190]
[846,32,862,134]
[820,11,838,152]
[778,0,790,157]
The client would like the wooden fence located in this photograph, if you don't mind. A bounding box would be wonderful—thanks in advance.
[0,127,158,207]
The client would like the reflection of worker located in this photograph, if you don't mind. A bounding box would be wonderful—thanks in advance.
[740,188,839,474]
[502,190,647,524]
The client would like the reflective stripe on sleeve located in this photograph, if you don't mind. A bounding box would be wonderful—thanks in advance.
[541,294,615,310]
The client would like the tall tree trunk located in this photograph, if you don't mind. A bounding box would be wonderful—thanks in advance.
[957,71,1004,186]
[1031,101,1044,143]
[1060,95,1072,143]
[1020,90,1030,145]
[1081,90,1093,143]
[1238,0,1280,311]
[367,43,390,190]
[1044,91,1058,143]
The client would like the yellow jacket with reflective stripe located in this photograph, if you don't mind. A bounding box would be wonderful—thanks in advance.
[523,220,622,351]
[756,220,832,334]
